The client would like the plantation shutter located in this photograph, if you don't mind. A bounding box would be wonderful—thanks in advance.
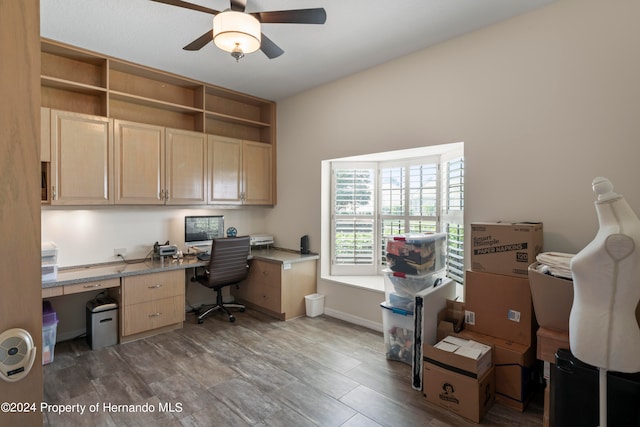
[331,164,377,275]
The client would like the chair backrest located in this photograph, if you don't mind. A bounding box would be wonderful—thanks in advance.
[206,236,251,289]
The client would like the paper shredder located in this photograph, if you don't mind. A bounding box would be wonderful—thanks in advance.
[86,296,118,350]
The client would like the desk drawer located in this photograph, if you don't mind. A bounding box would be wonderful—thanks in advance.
[123,295,184,336]
[64,278,120,295]
[122,270,183,305]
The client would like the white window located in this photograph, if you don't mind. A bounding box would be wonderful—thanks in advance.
[330,147,464,284]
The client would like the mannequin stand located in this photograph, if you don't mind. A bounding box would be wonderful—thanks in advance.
[599,368,607,427]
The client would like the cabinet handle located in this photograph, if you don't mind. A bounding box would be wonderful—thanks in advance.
[159,189,165,200]
[164,189,169,201]
[148,312,161,317]
[148,284,162,289]
[52,186,56,200]
[83,283,103,288]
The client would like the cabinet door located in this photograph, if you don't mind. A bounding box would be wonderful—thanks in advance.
[242,141,273,205]
[123,296,184,336]
[51,109,113,205]
[208,135,242,204]
[281,261,318,320]
[41,107,50,162]
[248,259,282,313]
[166,128,207,205]
[114,119,165,204]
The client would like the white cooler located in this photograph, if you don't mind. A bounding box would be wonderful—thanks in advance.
[411,278,456,390]
[381,277,456,390]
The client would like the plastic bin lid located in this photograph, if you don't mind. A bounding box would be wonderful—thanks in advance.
[387,233,446,243]
[42,301,58,326]
[380,301,413,316]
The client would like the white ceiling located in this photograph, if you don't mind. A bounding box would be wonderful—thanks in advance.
[41,0,555,101]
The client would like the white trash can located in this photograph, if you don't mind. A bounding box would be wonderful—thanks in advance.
[304,293,325,317]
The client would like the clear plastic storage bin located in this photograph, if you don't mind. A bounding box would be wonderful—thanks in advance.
[42,301,58,365]
[384,269,446,305]
[385,233,446,275]
[380,301,414,365]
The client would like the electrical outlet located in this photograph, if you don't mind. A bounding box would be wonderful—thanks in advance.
[114,248,126,257]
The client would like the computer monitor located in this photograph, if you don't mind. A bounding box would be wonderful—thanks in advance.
[184,215,224,253]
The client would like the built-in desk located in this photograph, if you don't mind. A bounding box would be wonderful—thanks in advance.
[42,257,208,342]
[41,248,319,341]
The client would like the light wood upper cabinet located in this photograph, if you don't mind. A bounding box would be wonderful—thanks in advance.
[243,140,273,205]
[114,121,208,205]
[165,128,207,205]
[114,119,165,205]
[208,136,273,205]
[50,110,113,205]
[208,136,242,204]
[40,39,276,207]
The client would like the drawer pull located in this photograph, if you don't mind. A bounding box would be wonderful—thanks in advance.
[148,284,163,289]
[83,283,102,288]
[148,312,162,317]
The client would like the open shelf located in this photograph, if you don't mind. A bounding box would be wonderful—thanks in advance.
[40,38,275,143]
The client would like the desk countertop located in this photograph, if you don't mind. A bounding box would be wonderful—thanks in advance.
[42,248,319,289]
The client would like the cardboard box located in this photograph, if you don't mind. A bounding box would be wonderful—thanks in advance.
[464,270,537,346]
[471,222,543,278]
[457,329,536,411]
[423,361,495,423]
[430,335,493,378]
[436,300,466,340]
[528,262,573,332]
[536,327,570,364]
[386,233,446,275]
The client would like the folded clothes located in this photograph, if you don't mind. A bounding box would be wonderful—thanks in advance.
[536,252,575,279]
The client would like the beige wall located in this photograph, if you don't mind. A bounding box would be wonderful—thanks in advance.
[270,0,640,326]
[0,0,43,424]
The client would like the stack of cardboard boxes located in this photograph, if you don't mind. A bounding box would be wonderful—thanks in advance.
[423,222,543,423]
[466,222,542,410]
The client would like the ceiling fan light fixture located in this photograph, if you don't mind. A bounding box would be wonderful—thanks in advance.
[213,11,261,57]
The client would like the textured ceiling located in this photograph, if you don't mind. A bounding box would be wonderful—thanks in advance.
[41,0,555,101]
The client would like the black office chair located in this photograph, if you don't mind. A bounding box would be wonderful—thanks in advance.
[192,236,250,323]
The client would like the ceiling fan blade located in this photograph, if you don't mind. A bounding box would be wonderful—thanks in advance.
[256,8,327,25]
[260,33,284,59]
[230,0,247,12]
[150,0,220,15]
[183,29,213,51]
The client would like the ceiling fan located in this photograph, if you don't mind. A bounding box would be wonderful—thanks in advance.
[150,0,327,60]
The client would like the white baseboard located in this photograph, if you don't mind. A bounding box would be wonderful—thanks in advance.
[323,307,383,333]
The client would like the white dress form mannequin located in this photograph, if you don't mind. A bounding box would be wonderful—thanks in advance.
[570,177,640,426]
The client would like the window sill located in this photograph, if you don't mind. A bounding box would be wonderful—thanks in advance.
[322,275,385,293]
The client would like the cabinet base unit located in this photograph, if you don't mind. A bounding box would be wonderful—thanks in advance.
[551,348,640,427]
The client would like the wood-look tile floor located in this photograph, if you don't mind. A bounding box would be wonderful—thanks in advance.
[43,309,544,426]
